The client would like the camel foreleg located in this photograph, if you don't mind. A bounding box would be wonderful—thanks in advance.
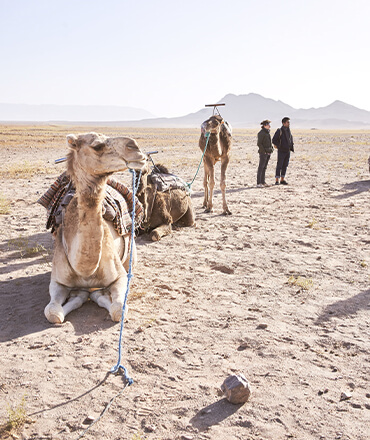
[220,156,231,215]
[150,224,172,241]
[45,280,88,324]
[202,167,209,209]
[204,158,215,213]
[90,275,128,322]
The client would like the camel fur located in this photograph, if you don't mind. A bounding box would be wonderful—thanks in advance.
[199,115,232,215]
[44,132,145,324]
[135,161,195,241]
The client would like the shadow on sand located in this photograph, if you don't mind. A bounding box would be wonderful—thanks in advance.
[0,271,116,342]
[315,288,369,324]
[189,398,245,432]
[334,179,370,199]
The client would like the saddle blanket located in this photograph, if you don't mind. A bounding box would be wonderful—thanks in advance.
[37,171,143,235]
[149,170,189,193]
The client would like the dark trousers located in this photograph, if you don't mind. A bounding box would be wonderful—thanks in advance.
[275,150,290,178]
[257,153,271,184]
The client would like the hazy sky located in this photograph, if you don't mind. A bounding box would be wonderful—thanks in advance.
[1,0,369,117]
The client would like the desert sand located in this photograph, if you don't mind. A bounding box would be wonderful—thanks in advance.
[0,125,369,440]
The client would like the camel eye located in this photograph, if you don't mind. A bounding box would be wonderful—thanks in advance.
[92,143,105,151]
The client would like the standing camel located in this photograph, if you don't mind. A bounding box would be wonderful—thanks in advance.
[199,115,232,215]
[43,132,146,324]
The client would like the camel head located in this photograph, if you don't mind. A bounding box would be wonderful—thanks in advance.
[201,115,224,135]
[66,132,146,178]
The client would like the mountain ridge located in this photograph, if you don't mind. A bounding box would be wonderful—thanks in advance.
[1,94,370,128]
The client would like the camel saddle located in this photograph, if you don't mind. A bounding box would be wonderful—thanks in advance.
[37,171,143,235]
[148,169,189,193]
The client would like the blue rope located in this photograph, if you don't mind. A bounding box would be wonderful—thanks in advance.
[186,131,210,191]
[110,168,142,384]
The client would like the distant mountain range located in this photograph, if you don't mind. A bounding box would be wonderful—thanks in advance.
[118,94,370,129]
[1,94,370,128]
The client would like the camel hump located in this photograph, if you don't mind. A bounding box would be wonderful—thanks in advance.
[223,120,232,136]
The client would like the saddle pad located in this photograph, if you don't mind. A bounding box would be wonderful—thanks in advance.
[149,171,188,193]
[37,172,143,235]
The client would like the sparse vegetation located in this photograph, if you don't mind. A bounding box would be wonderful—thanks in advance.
[8,236,48,258]
[0,395,28,436]
[306,218,318,229]
[0,160,54,179]
[0,193,11,214]
[288,275,314,290]
[129,290,148,300]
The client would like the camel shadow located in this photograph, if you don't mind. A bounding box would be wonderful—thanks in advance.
[189,398,244,432]
[334,179,370,199]
[0,231,53,276]
[315,289,370,324]
[0,272,51,342]
[0,272,116,342]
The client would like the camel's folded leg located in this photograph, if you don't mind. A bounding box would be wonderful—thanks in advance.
[91,276,128,322]
[150,224,172,241]
[45,280,70,324]
[63,290,89,318]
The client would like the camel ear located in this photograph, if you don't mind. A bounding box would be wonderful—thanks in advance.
[66,134,78,148]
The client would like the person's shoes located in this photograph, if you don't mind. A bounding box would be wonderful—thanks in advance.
[263,183,270,187]
[257,183,263,188]
[280,180,288,185]
[275,181,280,185]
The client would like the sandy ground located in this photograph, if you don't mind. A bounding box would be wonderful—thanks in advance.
[0,126,369,440]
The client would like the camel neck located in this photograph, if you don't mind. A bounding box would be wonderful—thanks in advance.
[65,173,107,277]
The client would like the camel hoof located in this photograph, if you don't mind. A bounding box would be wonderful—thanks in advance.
[204,208,213,213]
[151,231,161,241]
[45,304,64,324]
[223,210,232,216]
[110,302,124,322]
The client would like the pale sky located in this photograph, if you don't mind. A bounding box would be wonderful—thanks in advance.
[1,0,369,117]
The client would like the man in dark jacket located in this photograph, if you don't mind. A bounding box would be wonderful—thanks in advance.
[272,117,294,185]
[257,119,273,187]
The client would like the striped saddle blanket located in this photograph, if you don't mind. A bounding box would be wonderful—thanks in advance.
[37,172,143,235]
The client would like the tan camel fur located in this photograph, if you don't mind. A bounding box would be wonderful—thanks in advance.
[199,115,232,215]
[135,161,195,241]
[44,132,145,324]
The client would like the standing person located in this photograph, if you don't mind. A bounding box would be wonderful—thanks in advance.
[257,119,273,187]
[272,117,294,185]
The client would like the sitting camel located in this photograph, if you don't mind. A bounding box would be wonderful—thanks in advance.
[43,132,145,324]
[199,115,232,215]
[135,160,195,241]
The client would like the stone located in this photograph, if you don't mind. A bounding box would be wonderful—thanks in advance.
[221,374,252,404]
[82,415,95,425]
[340,391,352,401]
[144,424,156,433]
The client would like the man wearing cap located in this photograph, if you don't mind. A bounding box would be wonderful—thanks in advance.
[257,119,273,187]
[272,117,294,185]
